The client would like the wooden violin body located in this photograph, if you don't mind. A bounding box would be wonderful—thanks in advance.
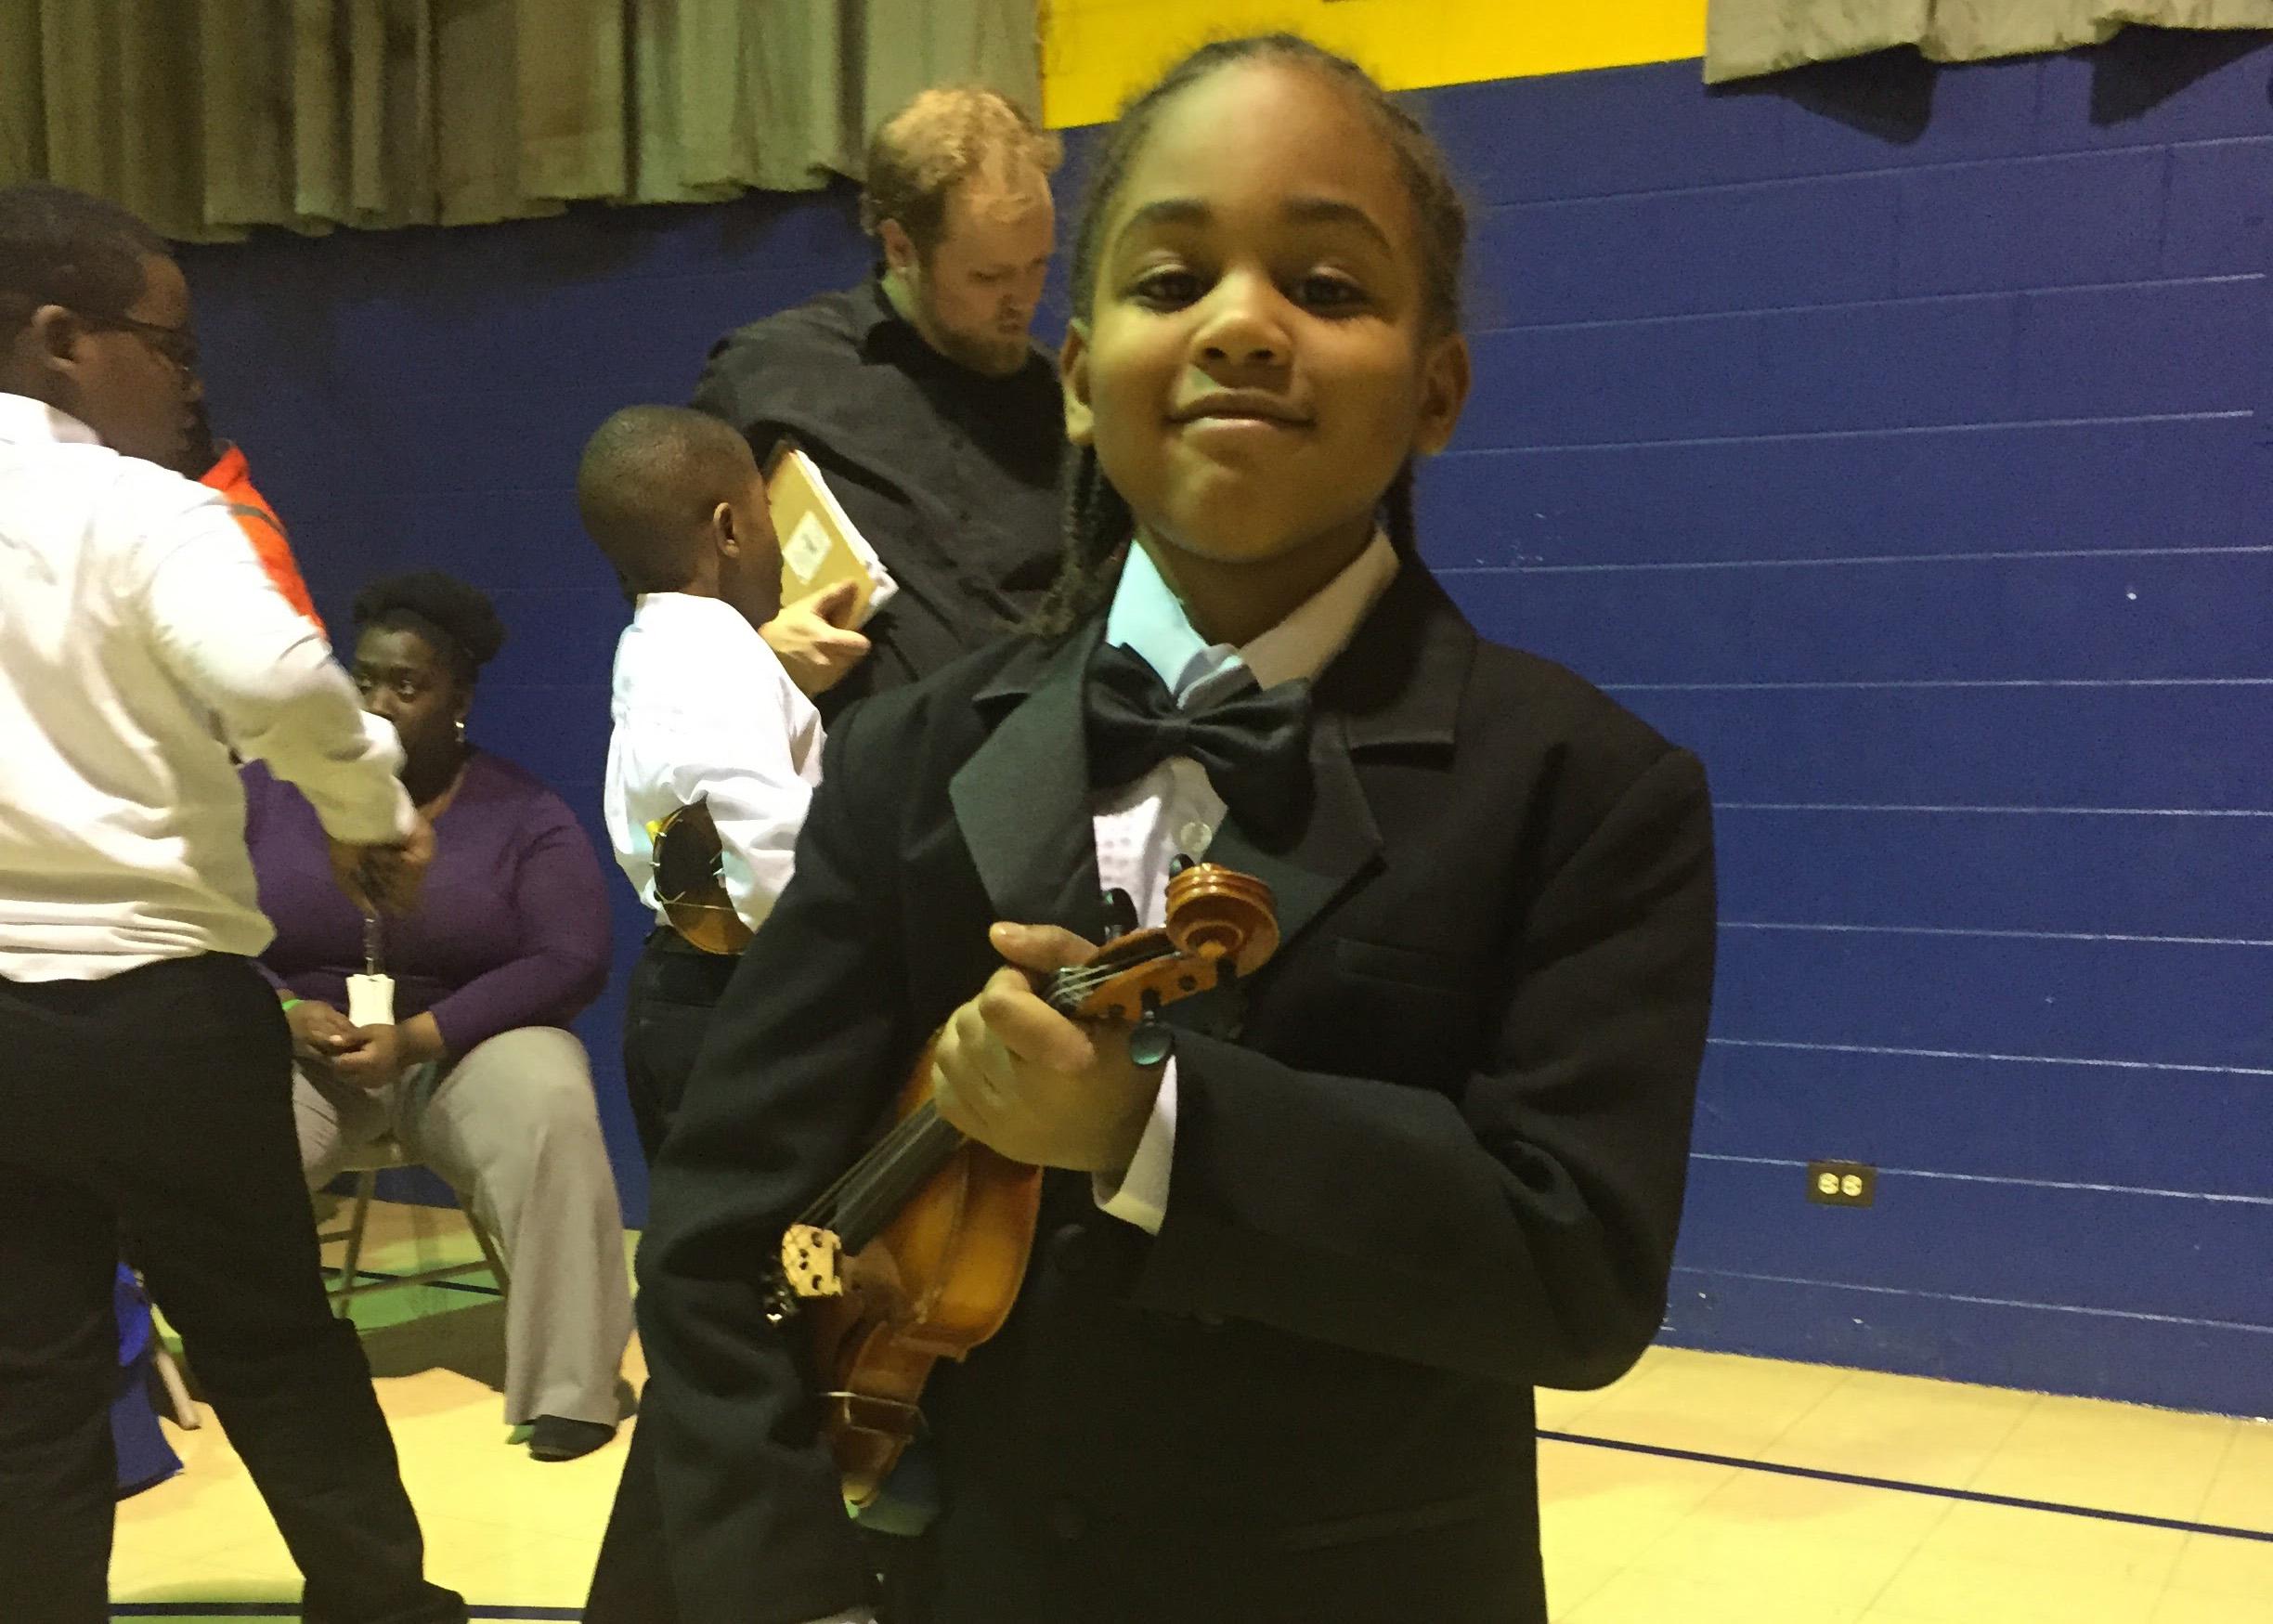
[773,862,1279,1506]
[795,1054,1043,1503]
[649,800,751,955]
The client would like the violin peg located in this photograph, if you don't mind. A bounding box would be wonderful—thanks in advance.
[1129,1015,1174,1069]
[1129,991,1175,1069]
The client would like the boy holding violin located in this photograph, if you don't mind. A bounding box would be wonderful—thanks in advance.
[594,34,1716,1624]
[580,405,863,1163]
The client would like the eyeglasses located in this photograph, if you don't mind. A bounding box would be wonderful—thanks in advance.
[79,310,201,375]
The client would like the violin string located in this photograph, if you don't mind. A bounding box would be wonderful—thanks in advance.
[831,1102,942,1207]
[802,1115,919,1225]
[862,1117,966,1231]
[1043,947,1175,1007]
[833,1110,966,1244]
[792,929,1233,1248]
[876,1114,966,1208]
[836,1129,930,1237]
[816,958,1172,1234]
[799,1098,943,1228]
[831,1104,962,1231]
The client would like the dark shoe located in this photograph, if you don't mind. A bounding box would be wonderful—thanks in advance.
[527,1414,616,1462]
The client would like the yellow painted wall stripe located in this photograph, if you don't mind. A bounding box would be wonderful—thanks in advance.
[1041,1,1708,129]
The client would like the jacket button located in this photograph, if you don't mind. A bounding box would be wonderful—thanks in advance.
[1049,1222,1092,1276]
[1046,1498,1085,1540]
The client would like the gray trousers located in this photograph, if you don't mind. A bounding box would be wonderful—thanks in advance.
[293,1025,632,1428]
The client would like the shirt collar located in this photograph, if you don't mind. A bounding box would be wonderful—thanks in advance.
[857,271,929,362]
[634,590,746,619]
[630,591,773,652]
[1103,532,1401,708]
[855,272,1051,383]
[199,442,248,491]
[0,392,101,448]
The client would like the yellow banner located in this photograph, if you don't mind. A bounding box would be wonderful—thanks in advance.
[1042,1,1708,128]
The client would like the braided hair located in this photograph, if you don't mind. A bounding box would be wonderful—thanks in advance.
[1028,34,1468,637]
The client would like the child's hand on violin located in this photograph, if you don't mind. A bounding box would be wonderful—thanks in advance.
[929,922,1163,1176]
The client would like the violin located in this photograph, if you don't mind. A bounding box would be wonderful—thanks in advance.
[768,860,1279,1506]
[648,800,752,955]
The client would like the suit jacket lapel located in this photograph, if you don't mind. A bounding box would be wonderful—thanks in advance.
[948,565,1475,957]
[950,623,1110,936]
[1207,564,1476,960]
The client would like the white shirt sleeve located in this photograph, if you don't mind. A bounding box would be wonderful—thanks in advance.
[654,709,817,931]
[608,603,826,932]
[132,500,412,844]
[1093,1060,1175,1235]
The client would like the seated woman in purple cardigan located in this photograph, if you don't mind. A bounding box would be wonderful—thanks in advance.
[242,571,630,1462]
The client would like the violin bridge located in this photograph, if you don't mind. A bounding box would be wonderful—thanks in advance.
[782,1224,847,1298]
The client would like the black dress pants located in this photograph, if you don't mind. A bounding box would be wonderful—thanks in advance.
[621,929,737,1164]
[0,953,464,1624]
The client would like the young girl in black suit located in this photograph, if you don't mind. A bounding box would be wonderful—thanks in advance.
[598,33,1717,1624]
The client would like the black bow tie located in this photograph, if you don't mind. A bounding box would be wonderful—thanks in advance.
[1084,640,1311,842]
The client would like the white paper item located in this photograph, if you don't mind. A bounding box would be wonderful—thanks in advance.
[783,512,833,584]
[345,973,396,1027]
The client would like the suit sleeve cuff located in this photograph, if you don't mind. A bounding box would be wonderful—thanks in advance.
[1093,1060,1175,1235]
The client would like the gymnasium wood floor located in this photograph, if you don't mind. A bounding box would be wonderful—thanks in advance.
[107,1201,2272,1622]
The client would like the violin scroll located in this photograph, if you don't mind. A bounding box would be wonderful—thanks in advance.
[1160,862,1278,977]
[1047,863,1279,1024]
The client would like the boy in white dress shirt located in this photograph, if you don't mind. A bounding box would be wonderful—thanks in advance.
[0,182,461,1624]
[581,406,858,1162]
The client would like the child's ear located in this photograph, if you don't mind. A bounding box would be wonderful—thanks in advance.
[20,304,86,382]
[1060,319,1095,448]
[1410,331,1472,459]
[709,500,740,558]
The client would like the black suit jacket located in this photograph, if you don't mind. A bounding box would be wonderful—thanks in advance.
[690,279,1065,720]
[606,564,1717,1624]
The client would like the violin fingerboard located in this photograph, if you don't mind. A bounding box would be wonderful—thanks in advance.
[782,1223,846,1299]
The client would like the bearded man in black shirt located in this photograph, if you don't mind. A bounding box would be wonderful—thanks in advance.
[695,88,1065,717]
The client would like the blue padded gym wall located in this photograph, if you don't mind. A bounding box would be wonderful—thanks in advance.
[1410,41,2271,1419]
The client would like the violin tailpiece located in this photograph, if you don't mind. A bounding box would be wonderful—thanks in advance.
[782,1223,847,1298]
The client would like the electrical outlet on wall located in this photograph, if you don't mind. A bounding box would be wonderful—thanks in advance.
[1806,1161,1876,1207]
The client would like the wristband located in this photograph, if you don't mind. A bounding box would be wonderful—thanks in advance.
[279,996,304,1012]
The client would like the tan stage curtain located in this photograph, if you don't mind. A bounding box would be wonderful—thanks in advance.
[1706,0,2273,84]
[0,0,1042,242]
